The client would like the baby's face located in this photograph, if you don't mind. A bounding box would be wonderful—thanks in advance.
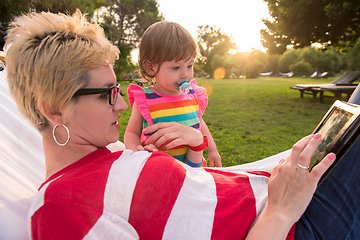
[152,57,195,96]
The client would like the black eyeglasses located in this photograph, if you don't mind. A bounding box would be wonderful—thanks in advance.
[73,84,121,106]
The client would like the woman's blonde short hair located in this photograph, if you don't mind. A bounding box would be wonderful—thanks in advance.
[138,21,197,82]
[5,10,119,131]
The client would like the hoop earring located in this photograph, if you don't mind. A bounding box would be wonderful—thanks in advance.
[52,124,70,146]
[0,60,5,71]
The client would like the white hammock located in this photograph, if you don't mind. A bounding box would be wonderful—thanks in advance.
[0,68,289,239]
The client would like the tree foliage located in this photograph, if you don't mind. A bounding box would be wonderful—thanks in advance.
[228,50,268,78]
[276,47,344,76]
[262,54,281,74]
[1,0,31,50]
[289,61,313,77]
[230,51,247,77]
[31,0,105,16]
[196,25,236,78]
[299,47,343,74]
[0,0,162,77]
[345,40,360,71]
[100,0,162,49]
[0,0,105,50]
[261,0,360,54]
[278,49,299,71]
[97,0,162,76]
[245,59,265,78]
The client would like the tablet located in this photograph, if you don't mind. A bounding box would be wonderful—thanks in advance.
[309,100,360,184]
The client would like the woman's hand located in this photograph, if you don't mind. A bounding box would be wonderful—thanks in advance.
[267,133,336,222]
[143,122,203,151]
[246,133,336,240]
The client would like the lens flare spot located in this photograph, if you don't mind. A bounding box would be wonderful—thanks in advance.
[214,67,226,80]
[201,83,213,97]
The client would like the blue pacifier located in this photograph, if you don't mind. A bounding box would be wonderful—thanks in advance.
[175,79,192,95]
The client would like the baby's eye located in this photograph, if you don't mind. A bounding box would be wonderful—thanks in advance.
[172,66,179,70]
[188,64,193,68]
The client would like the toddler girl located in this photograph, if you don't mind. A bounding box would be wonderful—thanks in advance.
[124,21,221,167]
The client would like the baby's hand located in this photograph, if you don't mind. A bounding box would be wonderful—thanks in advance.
[208,151,222,167]
[143,143,159,152]
[136,145,145,151]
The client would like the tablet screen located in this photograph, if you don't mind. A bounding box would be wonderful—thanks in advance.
[309,100,360,184]
[309,106,353,170]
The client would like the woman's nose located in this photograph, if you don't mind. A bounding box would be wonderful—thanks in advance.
[114,94,128,112]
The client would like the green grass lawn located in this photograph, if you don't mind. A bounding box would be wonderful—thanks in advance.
[118,75,349,167]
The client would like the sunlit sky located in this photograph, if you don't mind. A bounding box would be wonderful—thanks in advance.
[132,0,271,62]
[158,0,271,51]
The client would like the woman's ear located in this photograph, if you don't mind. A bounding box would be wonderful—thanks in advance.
[40,102,63,126]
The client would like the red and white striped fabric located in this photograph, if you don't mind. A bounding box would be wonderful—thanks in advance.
[28,148,294,240]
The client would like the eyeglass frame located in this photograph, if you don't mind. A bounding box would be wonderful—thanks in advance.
[72,83,121,106]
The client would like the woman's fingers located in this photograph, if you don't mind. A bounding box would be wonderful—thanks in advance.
[290,134,323,172]
[272,158,285,176]
[267,134,336,221]
[309,152,336,181]
[289,134,313,167]
[287,133,335,183]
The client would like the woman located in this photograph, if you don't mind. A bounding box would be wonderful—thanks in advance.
[5,10,360,239]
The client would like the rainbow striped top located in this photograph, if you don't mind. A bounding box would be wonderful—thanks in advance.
[128,81,208,162]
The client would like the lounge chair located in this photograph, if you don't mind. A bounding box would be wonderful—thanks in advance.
[310,71,318,78]
[320,72,328,78]
[0,65,292,239]
[281,72,294,78]
[290,72,360,102]
[309,71,328,78]
[260,71,272,77]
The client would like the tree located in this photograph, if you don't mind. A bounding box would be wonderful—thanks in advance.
[276,47,344,76]
[299,47,324,74]
[245,59,265,78]
[196,25,236,78]
[299,47,343,75]
[96,0,162,77]
[262,54,281,74]
[230,49,268,78]
[261,0,360,54]
[31,0,105,16]
[0,0,32,50]
[231,51,247,77]
[100,0,162,51]
[0,0,105,50]
[278,49,299,72]
[244,50,267,78]
[345,40,360,71]
[289,61,313,77]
